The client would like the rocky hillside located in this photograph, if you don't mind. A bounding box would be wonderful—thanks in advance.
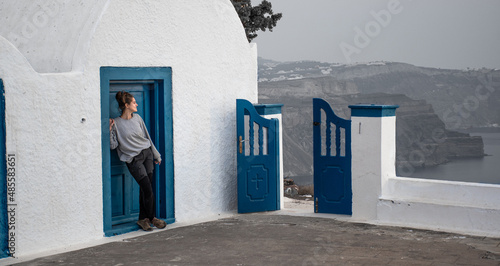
[257,59,494,180]
[259,58,500,130]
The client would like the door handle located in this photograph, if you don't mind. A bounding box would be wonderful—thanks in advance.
[239,136,248,154]
[239,136,243,154]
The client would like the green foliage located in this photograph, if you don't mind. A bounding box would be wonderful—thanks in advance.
[231,0,282,42]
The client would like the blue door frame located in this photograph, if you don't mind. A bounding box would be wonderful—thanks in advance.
[100,67,174,236]
[236,99,280,213]
[0,79,8,257]
[313,98,352,215]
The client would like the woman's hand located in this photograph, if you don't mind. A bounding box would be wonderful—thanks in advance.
[155,160,161,165]
[109,119,115,131]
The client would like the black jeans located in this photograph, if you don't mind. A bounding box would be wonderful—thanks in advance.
[126,148,155,221]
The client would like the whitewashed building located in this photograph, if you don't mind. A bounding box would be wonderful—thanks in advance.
[0,0,257,258]
[4,0,498,262]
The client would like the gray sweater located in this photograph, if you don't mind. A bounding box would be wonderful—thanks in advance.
[110,114,161,163]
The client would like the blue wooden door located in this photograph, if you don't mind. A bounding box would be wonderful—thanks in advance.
[237,99,280,213]
[109,83,152,225]
[313,98,352,215]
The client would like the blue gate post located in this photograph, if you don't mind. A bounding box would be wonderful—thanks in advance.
[348,104,398,220]
[254,104,284,210]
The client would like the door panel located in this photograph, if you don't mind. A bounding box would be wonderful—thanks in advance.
[111,172,124,217]
[109,83,152,225]
[313,98,352,215]
[236,99,279,213]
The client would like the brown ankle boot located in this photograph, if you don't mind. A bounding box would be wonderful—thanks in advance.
[137,218,153,231]
[152,217,167,229]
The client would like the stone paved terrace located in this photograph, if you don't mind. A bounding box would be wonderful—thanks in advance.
[3,198,500,265]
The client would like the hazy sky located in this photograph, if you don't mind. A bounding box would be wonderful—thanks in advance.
[254,0,500,69]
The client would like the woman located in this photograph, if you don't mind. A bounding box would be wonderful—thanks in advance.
[109,91,166,231]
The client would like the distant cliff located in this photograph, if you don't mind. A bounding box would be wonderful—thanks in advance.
[257,59,492,179]
[259,59,500,130]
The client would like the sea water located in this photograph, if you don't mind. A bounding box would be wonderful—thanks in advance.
[409,132,500,185]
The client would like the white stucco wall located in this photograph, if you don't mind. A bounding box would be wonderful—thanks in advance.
[351,116,383,221]
[0,36,104,258]
[0,0,108,73]
[84,0,258,223]
[0,0,257,257]
[350,111,500,237]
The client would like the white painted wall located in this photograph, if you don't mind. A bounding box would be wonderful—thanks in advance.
[0,37,103,258]
[0,0,108,73]
[351,116,382,221]
[0,0,257,257]
[84,0,258,223]
[350,110,500,237]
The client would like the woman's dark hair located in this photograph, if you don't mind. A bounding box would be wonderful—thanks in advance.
[115,91,134,113]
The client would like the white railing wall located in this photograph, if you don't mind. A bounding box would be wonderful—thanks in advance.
[349,105,500,237]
